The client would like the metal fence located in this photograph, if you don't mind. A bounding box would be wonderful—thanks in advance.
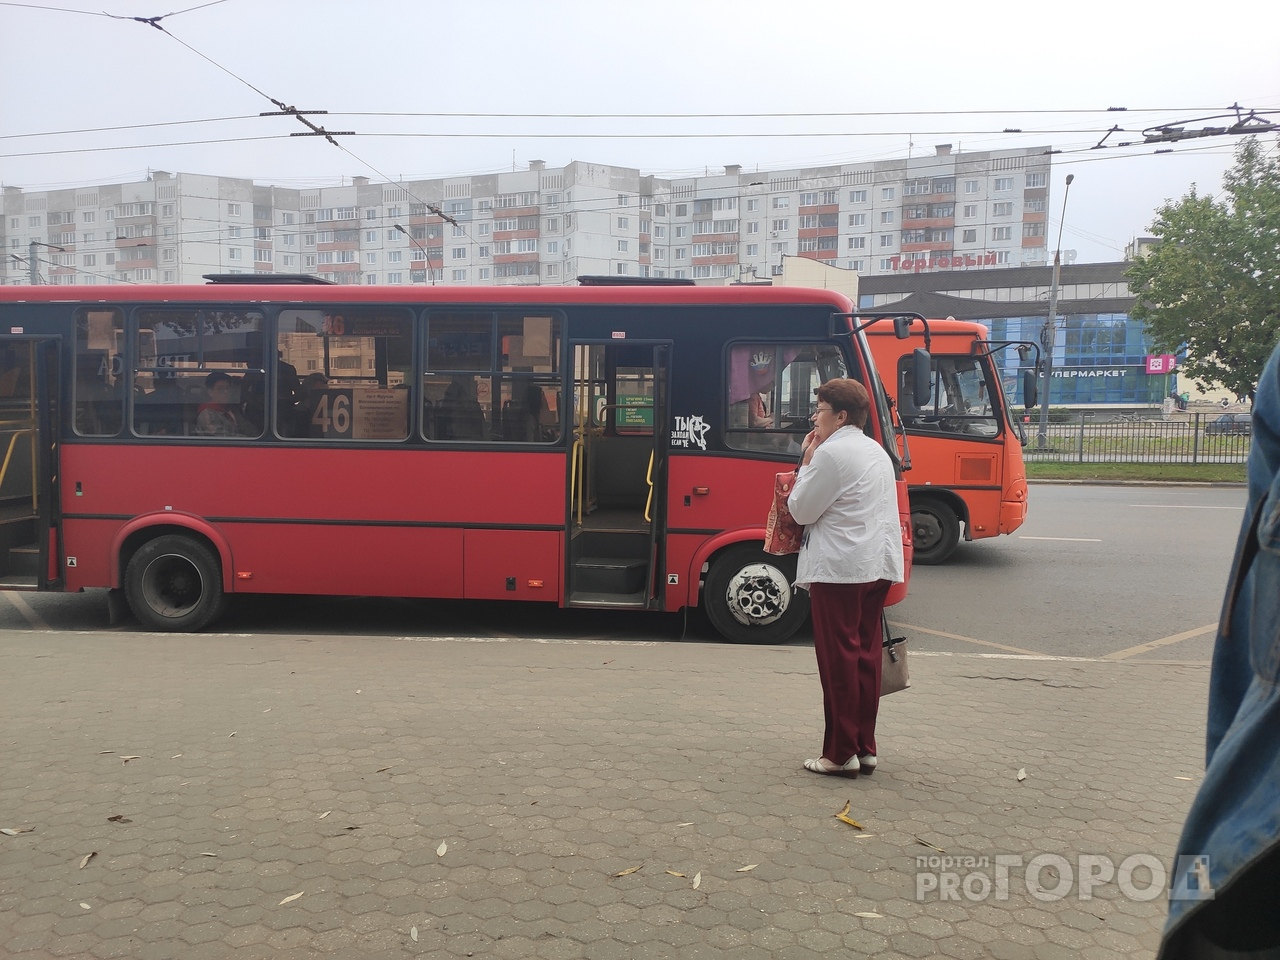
[1019,412,1251,464]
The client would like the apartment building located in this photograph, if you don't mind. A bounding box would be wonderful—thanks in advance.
[1,145,1054,286]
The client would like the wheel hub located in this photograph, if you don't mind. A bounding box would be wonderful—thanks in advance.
[141,554,205,619]
[724,563,790,627]
[913,513,942,549]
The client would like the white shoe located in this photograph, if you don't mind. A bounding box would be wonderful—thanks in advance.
[858,755,877,775]
[803,756,859,777]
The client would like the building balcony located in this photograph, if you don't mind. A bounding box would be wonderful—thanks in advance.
[900,217,956,229]
[900,241,954,255]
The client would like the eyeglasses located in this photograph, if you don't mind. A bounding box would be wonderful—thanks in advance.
[811,405,834,419]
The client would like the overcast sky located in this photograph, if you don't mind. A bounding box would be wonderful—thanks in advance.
[3,0,1277,264]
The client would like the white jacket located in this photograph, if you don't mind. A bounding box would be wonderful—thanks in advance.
[787,425,904,588]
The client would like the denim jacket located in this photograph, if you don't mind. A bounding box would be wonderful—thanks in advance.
[1160,345,1280,959]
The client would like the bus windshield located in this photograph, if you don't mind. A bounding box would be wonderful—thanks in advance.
[901,354,1000,438]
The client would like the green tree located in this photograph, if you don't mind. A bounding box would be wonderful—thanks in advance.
[1128,136,1280,400]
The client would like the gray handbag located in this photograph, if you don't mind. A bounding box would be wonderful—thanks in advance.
[881,618,910,696]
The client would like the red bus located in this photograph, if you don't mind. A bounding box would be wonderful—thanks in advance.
[0,278,927,642]
[866,317,1034,564]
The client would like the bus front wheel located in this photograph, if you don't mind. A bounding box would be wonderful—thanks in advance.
[125,535,227,632]
[704,545,809,644]
[911,499,961,565]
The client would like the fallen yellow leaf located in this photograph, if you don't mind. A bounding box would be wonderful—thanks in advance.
[614,865,642,877]
[736,864,758,872]
[78,852,96,869]
[665,870,685,877]
[692,872,701,889]
[436,841,447,857]
[278,891,304,905]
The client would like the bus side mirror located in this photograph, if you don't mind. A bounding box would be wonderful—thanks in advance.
[1022,370,1039,411]
[912,348,931,408]
[893,316,913,339]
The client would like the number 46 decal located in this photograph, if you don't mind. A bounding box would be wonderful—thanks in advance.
[311,392,351,437]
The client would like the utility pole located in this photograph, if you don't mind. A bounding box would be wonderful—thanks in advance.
[1037,173,1074,448]
[27,239,66,285]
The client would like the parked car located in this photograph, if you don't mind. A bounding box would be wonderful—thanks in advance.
[1206,413,1252,436]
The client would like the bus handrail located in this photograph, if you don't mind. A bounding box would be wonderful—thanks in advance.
[644,451,655,523]
[571,436,585,526]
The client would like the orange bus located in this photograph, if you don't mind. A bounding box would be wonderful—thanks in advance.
[0,277,930,642]
[866,317,1033,564]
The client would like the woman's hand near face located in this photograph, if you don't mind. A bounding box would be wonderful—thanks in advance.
[800,428,822,465]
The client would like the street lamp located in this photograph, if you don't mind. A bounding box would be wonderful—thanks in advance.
[1037,173,1074,448]
[393,223,435,285]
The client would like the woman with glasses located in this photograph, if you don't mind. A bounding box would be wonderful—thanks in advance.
[787,378,905,778]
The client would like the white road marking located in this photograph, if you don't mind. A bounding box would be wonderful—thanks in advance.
[1103,623,1218,661]
[1018,536,1102,542]
[1,591,50,630]
[1128,504,1240,510]
[888,621,1039,656]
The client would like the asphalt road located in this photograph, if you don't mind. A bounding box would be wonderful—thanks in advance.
[0,483,1245,661]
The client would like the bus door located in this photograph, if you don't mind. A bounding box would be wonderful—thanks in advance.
[567,341,671,609]
[0,338,62,590]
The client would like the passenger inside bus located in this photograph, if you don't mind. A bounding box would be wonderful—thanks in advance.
[292,372,330,438]
[133,373,184,436]
[74,363,122,436]
[502,382,554,442]
[196,372,252,437]
[439,375,488,441]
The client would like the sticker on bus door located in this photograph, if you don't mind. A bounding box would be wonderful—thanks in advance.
[309,388,408,440]
[671,414,709,450]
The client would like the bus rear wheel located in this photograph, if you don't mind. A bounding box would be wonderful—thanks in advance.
[704,545,809,644]
[911,499,961,565]
[125,535,227,632]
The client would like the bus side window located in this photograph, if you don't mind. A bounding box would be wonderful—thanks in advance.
[74,308,125,438]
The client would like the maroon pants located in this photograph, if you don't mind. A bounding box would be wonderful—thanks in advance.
[809,580,892,765]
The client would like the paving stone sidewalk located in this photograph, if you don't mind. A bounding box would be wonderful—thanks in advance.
[0,630,1208,959]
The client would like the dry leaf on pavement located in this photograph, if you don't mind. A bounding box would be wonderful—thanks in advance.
[736,864,758,872]
[318,811,331,820]
[692,872,701,889]
[613,865,642,877]
[278,891,304,905]
[1017,768,1027,781]
[107,815,131,824]
[665,870,686,877]
[915,836,946,853]
[854,911,883,919]
[2,827,35,836]
[436,841,447,857]
[79,852,96,869]
[410,926,419,942]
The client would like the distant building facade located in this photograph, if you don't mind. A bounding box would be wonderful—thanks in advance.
[859,262,1175,408]
[2,144,1056,287]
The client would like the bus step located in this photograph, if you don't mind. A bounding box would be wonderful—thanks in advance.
[6,543,40,578]
[567,589,650,608]
[0,576,38,590]
[573,557,647,595]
